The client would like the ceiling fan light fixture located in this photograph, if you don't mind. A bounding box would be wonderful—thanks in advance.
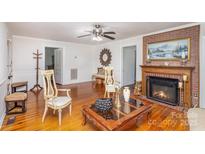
[92,35,102,41]
[78,24,115,41]
[97,36,102,41]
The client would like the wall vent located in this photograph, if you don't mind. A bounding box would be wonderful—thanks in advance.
[71,68,78,80]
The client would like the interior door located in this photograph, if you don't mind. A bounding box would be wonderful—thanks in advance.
[54,48,63,84]
[122,46,136,86]
[7,40,13,93]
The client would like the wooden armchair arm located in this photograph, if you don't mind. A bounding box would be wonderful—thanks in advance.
[58,89,71,97]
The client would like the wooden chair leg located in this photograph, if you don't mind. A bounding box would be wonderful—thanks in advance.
[6,102,9,115]
[104,90,107,98]
[113,92,115,98]
[42,106,48,123]
[58,109,62,126]
[69,104,72,116]
[22,101,26,112]
[108,92,110,98]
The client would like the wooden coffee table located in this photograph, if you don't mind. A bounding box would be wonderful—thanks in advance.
[81,98,152,131]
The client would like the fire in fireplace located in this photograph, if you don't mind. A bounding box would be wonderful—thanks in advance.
[147,76,179,106]
[153,90,170,100]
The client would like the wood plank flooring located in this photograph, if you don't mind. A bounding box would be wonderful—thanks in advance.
[1,82,189,131]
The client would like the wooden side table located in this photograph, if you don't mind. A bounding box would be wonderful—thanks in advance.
[11,81,28,93]
[5,92,28,115]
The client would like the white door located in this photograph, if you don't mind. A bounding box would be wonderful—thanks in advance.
[54,48,63,84]
[200,37,205,108]
[7,40,13,93]
[122,46,136,86]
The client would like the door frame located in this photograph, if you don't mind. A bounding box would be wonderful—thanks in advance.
[121,45,137,86]
[200,36,205,107]
[44,46,64,84]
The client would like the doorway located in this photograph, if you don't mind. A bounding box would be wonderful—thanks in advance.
[7,39,13,94]
[45,47,63,84]
[122,46,136,86]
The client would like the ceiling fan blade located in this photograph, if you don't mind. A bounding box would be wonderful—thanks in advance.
[77,34,91,38]
[103,31,116,35]
[102,34,115,40]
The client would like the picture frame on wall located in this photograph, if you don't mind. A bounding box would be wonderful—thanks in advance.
[147,38,190,61]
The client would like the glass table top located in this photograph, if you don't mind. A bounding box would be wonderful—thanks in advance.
[90,97,144,120]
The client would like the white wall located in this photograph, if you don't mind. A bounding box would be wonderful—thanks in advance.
[200,23,205,108]
[12,36,95,89]
[94,36,143,85]
[0,23,8,83]
[0,23,8,128]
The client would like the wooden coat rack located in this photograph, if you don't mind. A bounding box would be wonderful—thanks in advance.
[30,49,43,93]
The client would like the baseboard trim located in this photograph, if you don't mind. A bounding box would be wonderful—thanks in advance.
[0,110,6,129]
[63,80,93,86]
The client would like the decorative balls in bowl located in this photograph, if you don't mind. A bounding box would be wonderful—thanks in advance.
[95,98,113,112]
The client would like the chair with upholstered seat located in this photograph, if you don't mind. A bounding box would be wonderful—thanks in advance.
[41,70,72,126]
[103,66,120,98]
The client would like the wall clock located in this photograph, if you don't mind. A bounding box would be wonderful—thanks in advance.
[99,48,112,66]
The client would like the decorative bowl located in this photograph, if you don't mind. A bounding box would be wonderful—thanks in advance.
[95,98,113,112]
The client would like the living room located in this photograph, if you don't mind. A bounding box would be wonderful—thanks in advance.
[1,0,205,152]
[1,22,205,131]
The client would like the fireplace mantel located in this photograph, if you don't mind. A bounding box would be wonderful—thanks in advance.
[140,65,195,70]
[141,65,194,108]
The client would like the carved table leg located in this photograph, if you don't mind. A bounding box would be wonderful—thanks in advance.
[82,112,87,126]
[147,110,152,121]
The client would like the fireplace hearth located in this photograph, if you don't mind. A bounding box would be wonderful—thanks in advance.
[147,76,179,106]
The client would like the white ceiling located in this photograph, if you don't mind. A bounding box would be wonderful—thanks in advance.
[7,22,191,45]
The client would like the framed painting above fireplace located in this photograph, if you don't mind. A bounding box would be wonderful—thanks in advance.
[147,38,190,61]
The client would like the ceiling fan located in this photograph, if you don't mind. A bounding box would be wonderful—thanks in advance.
[77,24,116,41]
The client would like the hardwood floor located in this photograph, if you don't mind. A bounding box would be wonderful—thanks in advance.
[1,81,189,131]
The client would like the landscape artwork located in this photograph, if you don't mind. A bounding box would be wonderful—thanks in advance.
[147,38,190,60]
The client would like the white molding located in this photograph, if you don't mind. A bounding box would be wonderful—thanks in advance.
[0,111,5,129]
[199,30,205,108]
[142,23,200,37]
[67,79,93,85]
[0,79,7,129]
[12,35,94,47]
[120,45,137,86]
[43,45,65,85]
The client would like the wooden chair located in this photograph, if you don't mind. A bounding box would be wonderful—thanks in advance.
[41,70,72,126]
[5,92,27,115]
[103,66,120,98]
[92,67,105,85]
[11,81,28,93]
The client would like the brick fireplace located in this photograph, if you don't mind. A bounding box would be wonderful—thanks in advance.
[142,25,200,107]
[141,65,194,108]
[147,76,179,106]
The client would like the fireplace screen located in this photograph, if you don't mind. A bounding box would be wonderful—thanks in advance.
[147,76,179,106]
